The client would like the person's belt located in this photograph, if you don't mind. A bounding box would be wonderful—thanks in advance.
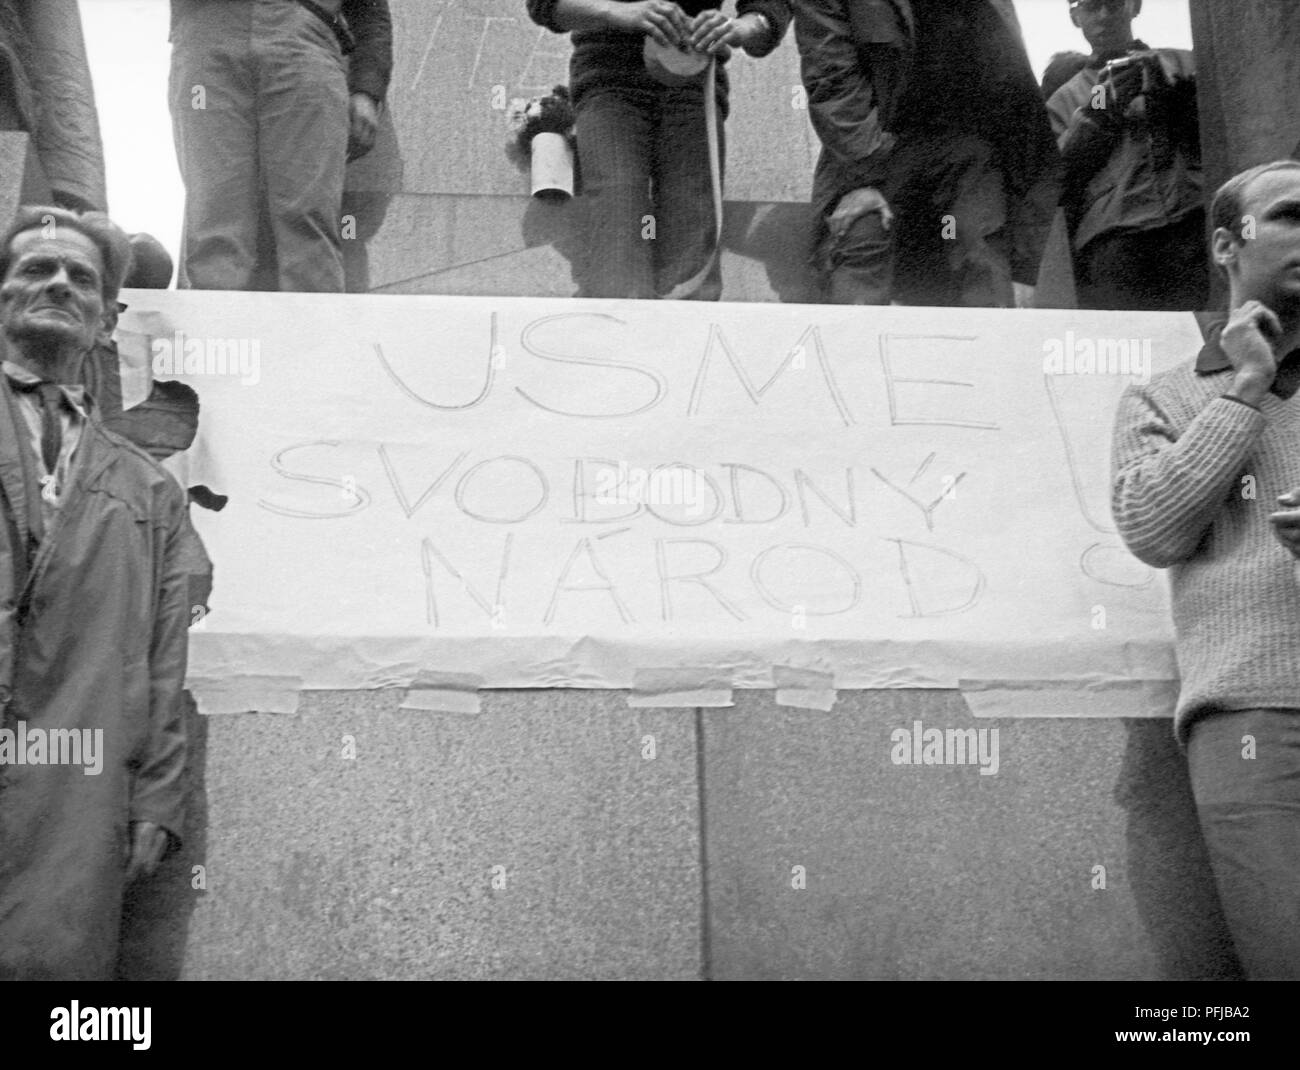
[296,0,356,55]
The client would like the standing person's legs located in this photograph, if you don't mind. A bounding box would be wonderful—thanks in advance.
[1075,211,1209,311]
[1147,208,1210,310]
[819,209,894,304]
[924,134,1012,308]
[256,0,348,293]
[653,80,724,301]
[815,138,932,305]
[169,0,260,290]
[1186,708,1300,980]
[1074,233,1139,310]
[574,82,657,300]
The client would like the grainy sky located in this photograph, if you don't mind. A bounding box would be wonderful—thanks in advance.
[78,0,1194,273]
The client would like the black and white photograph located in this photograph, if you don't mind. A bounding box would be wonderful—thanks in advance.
[0,0,1295,1042]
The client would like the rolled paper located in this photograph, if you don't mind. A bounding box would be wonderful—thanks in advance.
[530,131,574,200]
[642,36,709,87]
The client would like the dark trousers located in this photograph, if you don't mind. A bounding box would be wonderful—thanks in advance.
[1187,708,1300,980]
[817,132,1012,307]
[573,69,724,301]
[1073,209,1210,311]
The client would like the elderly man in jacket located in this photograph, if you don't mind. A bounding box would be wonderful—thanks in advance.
[0,206,191,980]
[169,0,393,292]
[795,0,1060,307]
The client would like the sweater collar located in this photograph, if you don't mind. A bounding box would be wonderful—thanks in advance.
[1195,319,1300,399]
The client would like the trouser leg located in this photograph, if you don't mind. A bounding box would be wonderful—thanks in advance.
[256,0,348,292]
[169,0,260,291]
[1186,708,1300,980]
[1075,210,1209,311]
[928,134,1012,308]
[819,212,894,305]
[574,82,656,300]
[816,137,926,306]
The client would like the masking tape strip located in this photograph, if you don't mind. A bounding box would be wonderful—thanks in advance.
[959,677,1178,719]
[772,665,838,711]
[629,668,733,708]
[400,671,484,714]
[189,675,302,715]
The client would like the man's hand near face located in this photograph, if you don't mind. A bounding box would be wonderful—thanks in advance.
[1223,299,1285,406]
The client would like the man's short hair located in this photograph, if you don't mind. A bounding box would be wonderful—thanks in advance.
[0,205,132,305]
[1211,159,1300,241]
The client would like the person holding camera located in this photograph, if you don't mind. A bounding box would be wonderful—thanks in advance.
[525,0,790,301]
[1047,0,1206,310]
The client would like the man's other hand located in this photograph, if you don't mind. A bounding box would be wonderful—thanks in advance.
[828,187,893,240]
[125,821,169,883]
[1223,299,1285,406]
[1013,282,1036,309]
[1270,490,1300,559]
[610,1,690,49]
[347,93,380,162]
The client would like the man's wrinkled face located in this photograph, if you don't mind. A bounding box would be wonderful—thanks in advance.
[1071,0,1140,57]
[1225,169,1300,316]
[0,227,107,355]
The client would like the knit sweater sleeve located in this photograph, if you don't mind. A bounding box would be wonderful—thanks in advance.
[1111,385,1267,568]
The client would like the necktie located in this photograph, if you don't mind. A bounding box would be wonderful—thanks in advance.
[35,382,64,475]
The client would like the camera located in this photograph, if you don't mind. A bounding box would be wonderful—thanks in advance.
[1100,50,1170,93]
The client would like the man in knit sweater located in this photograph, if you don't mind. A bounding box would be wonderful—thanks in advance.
[1111,159,1300,980]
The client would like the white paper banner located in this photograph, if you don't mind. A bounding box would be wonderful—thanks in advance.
[118,291,1199,701]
